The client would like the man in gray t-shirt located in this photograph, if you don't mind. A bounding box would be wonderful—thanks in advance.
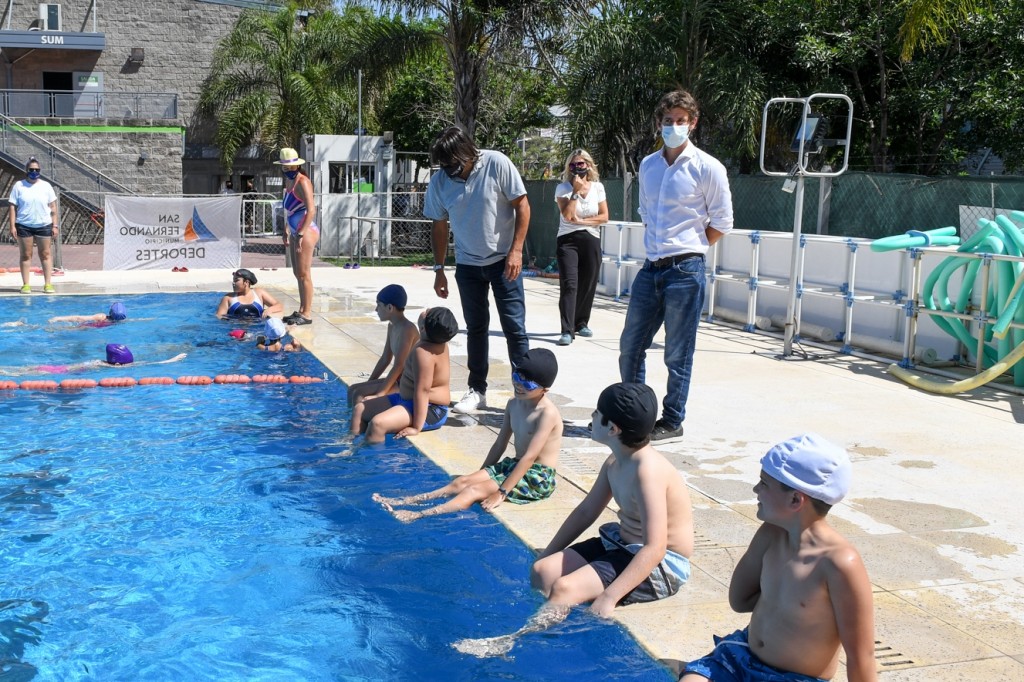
[424,126,531,414]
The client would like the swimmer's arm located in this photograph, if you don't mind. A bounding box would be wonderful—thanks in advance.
[480,404,513,469]
[49,314,100,323]
[149,353,188,365]
[295,175,317,230]
[258,289,284,317]
[592,461,669,615]
[728,523,772,613]
[375,325,418,395]
[397,346,433,438]
[214,295,231,318]
[829,547,878,682]
[538,458,613,560]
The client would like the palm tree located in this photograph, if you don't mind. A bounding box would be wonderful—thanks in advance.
[898,0,985,60]
[373,0,579,137]
[199,3,361,168]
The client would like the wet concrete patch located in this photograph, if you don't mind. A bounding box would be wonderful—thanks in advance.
[688,476,755,504]
[851,497,987,533]
[897,459,936,469]
[854,533,972,588]
[850,444,889,458]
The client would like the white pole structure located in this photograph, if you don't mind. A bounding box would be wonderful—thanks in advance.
[759,93,854,356]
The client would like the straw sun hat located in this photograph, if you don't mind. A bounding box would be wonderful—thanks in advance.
[274,148,306,165]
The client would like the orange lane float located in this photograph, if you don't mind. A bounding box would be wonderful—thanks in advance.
[176,375,213,385]
[252,374,289,384]
[289,375,323,384]
[214,374,252,384]
[0,380,20,390]
[138,377,176,385]
[60,379,98,389]
[99,377,137,388]
[20,380,59,390]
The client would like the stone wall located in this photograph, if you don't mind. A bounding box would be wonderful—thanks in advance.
[24,124,184,196]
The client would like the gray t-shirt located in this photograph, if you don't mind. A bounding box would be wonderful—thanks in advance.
[423,149,527,266]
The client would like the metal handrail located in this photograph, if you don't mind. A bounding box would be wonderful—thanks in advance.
[0,89,178,120]
[0,112,133,197]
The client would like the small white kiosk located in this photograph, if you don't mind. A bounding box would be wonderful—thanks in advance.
[303,133,396,258]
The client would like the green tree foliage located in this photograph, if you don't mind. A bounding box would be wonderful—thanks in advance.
[374,0,577,137]
[199,3,431,169]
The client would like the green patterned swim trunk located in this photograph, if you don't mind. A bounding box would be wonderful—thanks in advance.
[485,457,557,504]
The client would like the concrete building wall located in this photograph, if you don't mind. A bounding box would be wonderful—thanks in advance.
[1,0,264,193]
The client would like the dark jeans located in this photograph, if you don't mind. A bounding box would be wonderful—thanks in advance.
[618,256,705,428]
[555,230,602,336]
[454,259,529,393]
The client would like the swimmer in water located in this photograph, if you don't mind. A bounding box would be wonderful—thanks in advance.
[216,269,283,320]
[49,301,128,328]
[255,317,302,352]
[0,344,187,376]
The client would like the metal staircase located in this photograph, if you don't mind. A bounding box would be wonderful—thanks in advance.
[0,113,134,246]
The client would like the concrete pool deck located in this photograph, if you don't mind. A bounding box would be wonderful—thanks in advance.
[5,265,1024,680]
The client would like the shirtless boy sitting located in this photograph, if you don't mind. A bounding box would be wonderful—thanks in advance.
[681,433,877,682]
[352,307,458,444]
[374,348,562,522]
[454,382,693,658]
[347,284,419,407]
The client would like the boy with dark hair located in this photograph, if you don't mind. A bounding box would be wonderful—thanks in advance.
[352,307,458,444]
[681,433,876,682]
[454,381,693,658]
[347,284,420,406]
[374,348,562,522]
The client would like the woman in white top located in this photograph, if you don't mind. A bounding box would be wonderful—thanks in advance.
[554,149,609,345]
[8,157,59,294]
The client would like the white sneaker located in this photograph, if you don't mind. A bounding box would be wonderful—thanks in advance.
[452,388,486,414]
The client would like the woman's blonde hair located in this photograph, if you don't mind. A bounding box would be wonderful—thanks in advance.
[562,149,600,183]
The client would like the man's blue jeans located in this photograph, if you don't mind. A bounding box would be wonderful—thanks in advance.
[455,259,529,393]
[618,257,705,428]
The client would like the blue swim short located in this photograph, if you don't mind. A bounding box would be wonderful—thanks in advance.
[682,629,828,682]
[386,393,449,431]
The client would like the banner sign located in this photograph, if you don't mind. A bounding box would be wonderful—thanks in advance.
[103,195,242,270]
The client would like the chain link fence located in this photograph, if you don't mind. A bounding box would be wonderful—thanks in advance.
[5,174,1024,272]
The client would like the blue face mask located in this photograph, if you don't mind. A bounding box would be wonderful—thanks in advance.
[662,124,690,149]
[27,169,41,180]
[283,169,299,180]
[443,163,463,179]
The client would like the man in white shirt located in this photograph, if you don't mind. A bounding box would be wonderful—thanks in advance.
[425,126,531,414]
[618,90,734,444]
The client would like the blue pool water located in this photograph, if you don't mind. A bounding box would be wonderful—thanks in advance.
[0,293,673,681]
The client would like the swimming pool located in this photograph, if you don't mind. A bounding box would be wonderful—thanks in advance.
[0,293,673,680]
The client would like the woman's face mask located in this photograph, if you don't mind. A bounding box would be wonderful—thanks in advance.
[283,169,299,180]
[26,169,41,180]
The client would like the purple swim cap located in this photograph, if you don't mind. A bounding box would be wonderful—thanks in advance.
[105,344,134,365]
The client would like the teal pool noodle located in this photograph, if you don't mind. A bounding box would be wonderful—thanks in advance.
[871,226,959,252]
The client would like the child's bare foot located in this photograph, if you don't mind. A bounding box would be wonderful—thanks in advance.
[391,509,422,523]
[372,492,396,512]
